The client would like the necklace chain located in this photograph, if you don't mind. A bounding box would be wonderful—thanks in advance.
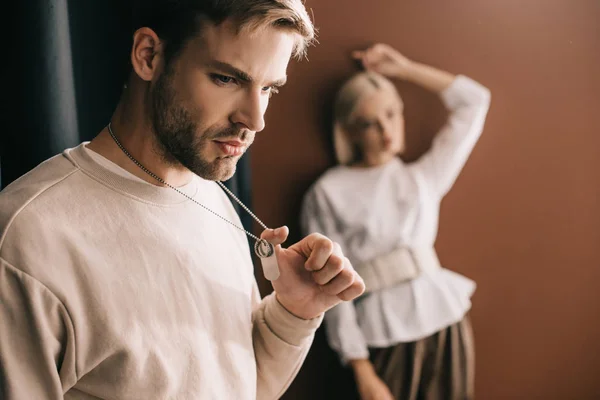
[106,123,272,254]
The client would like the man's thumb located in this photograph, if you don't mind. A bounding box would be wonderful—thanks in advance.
[260,226,289,246]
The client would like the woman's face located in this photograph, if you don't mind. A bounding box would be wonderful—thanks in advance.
[346,87,405,166]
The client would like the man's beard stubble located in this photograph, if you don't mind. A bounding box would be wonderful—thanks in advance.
[149,67,250,181]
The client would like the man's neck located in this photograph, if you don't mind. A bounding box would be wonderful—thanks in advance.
[87,98,194,188]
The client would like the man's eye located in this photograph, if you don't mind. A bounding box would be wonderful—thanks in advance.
[213,74,235,85]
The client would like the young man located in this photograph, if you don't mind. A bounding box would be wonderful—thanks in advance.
[0,1,365,399]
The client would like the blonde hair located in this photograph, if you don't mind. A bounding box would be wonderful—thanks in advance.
[332,71,401,165]
[236,1,316,59]
[133,0,316,63]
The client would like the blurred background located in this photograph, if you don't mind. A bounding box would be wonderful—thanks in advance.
[3,1,600,399]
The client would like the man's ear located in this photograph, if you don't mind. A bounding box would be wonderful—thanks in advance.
[130,27,164,82]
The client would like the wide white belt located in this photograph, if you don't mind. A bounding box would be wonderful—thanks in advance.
[354,247,442,293]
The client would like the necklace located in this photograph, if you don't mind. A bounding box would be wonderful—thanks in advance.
[106,122,275,260]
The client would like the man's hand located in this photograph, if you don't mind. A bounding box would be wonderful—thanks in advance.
[261,227,365,320]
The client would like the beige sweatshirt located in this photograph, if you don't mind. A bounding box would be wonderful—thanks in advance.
[0,143,322,400]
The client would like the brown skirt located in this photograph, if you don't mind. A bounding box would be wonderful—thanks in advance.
[368,316,475,400]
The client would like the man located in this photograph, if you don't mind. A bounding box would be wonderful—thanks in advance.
[0,1,365,399]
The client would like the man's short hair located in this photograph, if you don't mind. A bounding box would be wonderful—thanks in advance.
[132,0,316,66]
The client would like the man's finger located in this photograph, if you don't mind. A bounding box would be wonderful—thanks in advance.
[311,254,346,285]
[291,233,334,271]
[260,226,289,246]
[337,272,365,301]
[321,267,355,296]
[288,232,328,258]
[311,242,344,284]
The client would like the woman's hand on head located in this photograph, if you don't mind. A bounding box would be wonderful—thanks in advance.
[352,44,414,80]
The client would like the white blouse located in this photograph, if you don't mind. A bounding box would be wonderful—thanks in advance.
[300,75,491,363]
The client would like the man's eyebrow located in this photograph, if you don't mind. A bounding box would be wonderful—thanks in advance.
[208,60,287,87]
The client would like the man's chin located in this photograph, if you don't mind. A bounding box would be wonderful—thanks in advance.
[193,157,238,182]
[215,165,237,182]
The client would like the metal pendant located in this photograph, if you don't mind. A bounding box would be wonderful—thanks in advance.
[254,239,274,258]
[255,239,280,281]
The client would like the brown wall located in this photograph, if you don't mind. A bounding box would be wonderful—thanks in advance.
[250,1,600,399]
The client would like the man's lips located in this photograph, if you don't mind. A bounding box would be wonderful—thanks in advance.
[214,140,247,157]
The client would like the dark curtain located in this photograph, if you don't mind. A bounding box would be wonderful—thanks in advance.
[2,0,254,234]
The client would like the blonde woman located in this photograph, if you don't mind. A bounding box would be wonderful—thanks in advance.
[301,44,491,400]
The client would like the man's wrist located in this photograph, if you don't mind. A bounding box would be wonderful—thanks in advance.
[275,292,321,321]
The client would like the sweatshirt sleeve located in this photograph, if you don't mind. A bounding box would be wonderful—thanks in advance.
[251,282,322,400]
[0,257,77,399]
